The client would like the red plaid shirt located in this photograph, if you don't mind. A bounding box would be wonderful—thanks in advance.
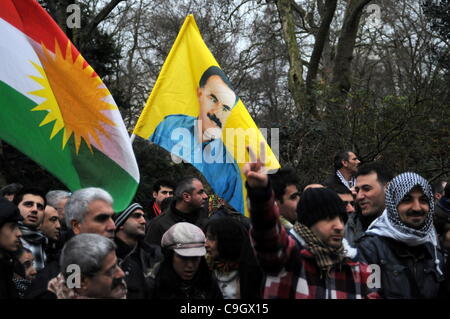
[248,184,380,299]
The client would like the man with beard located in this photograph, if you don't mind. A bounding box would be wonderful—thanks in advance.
[114,203,163,299]
[345,162,394,246]
[145,177,209,246]
[244,147,379,299]
[48,233,127,299]
[357,172,445,298]
[14,187,47,272]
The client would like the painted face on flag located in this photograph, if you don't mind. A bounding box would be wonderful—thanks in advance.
[197,67,237,141]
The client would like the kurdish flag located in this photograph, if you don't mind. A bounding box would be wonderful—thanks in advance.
[0,0,139,211]
[133,15,280,216]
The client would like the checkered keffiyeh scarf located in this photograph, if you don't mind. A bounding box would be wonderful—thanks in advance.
[367,172,436,246]
[294,223,346,275]
[336,170,355,190]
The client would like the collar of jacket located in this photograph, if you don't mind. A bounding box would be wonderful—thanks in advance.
[170,203,202,224]
[387,237,433,260]
[114,236,137,259]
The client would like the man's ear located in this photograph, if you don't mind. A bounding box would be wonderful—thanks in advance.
[342,159,349,168]
[75,276,90,296]
[71,220,81,235]
[197,87,202,98]
[152,191,158,200]
[183,192,191,202]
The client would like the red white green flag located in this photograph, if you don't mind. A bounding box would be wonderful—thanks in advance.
[0,0,139,211]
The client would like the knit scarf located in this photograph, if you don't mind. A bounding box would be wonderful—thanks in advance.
[293,222,346,275]
[13,277,31,299]
[18,223,47,245]
[205,254,240,274]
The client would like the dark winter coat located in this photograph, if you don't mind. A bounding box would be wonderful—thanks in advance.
[0,251,19,299]
[145,201,208,246]
[115,237,163,299]
[357,234,445,299]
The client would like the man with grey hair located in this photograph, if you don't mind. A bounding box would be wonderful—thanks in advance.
[145,177,208,246]
[48,234,127,299]
[25,187,116,299]
[64,187,116,240]
[357,172,445,298]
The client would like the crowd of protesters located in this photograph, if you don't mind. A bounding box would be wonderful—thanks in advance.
[0,150,449,299]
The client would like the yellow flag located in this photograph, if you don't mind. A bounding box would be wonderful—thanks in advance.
[133,15,280,216]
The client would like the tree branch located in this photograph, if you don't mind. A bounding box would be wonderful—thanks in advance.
[84,0,125,36]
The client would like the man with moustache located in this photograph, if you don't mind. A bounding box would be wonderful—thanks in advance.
[244,149,379,299]
[114,203,163,299]
[150,66,243,214]
[0,197,23,298]
[357,172,445,298]
[14,187,48,272]
[48,234,127,299]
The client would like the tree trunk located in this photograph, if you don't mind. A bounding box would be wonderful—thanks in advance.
[275,0,306,114]
[331,0,373,98]
[305,0,338,116]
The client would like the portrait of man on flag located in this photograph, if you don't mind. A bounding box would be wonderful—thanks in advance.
[133,15,280,216]
[150,65,243,213]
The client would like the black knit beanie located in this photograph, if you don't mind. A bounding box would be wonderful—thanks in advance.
[297,188,348,228]
[0,197,23,229]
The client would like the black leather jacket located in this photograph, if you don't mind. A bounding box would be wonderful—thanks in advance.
[357,234,445,299]
[115,237,163,299]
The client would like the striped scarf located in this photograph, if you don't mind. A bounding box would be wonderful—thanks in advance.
[293,222,346,275]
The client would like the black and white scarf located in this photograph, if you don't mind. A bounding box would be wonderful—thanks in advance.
[336,170,355,190]
[366,172,442,274]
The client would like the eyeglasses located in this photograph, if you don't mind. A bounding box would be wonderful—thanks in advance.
[342,201,355,207]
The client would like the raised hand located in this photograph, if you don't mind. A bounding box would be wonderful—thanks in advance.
[243,141,268,188]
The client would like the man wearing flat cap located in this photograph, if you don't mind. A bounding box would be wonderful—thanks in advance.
[114,203,163,299]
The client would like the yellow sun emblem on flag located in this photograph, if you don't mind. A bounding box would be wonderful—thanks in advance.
[28,40,117,153]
